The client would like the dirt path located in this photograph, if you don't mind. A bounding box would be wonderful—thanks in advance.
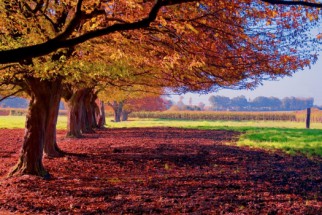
[0,128,321,214]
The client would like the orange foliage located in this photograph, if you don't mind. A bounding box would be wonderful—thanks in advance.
[124,96,168,112]
[0,0,320,93]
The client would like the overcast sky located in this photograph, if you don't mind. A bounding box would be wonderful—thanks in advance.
[170,58,322,106]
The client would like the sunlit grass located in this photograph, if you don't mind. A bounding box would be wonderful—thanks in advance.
[57,115,68,130]
[0,116,26,128]
[0,116,321,157]
[237,128,322,157]
[0,115,67,130]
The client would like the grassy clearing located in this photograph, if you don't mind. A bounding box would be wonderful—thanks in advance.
[0,116,321,157]
[0,116,26,128]
[0,115,67,130]
[237,128,322,157]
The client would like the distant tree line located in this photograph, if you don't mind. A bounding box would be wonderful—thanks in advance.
[209,95,314,111]
[0,95,317,112]
[168,96,205,111]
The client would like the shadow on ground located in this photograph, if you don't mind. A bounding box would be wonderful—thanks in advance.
[0,127,321,214]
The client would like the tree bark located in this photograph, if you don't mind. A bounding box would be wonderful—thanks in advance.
[121,110,131,121]
[9,77,61,178]
[65,88,102,137]
[97,101,106,128]
[44,80,64,158]
[108,101,124,122]
[82,89,96,133]
[115,108,122,122]
[81,89,92,133]
[90,92,100,128]
[65,89,86,138]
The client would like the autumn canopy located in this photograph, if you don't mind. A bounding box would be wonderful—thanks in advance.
[0,0,321,177]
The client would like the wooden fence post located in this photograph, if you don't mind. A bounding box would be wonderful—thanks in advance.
[306,108,311,129]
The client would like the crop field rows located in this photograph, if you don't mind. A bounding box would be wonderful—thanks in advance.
[2,108,322,123]
[130,109,322,123]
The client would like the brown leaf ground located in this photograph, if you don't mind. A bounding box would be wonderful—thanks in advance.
[0,127,321,214]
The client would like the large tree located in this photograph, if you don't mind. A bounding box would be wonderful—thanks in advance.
[0,0,321,177]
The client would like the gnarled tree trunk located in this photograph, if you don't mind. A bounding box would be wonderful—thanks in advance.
[108,101,124,122]
[89,92,100,129]
[65,89,87,138]
[115,102,123,122]
[10,77,61,177]
[44,80,63,158]
[97,101,106,128]
[82,88,96,133]
[121,110,131,121]
[64,88,104,137]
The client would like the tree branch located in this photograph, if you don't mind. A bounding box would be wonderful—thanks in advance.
[0,0,195,64]
[0,89,24,102]
[261,0,322,8]
[54,0,84,41]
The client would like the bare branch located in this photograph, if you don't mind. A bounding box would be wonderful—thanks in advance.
[261,0,322,8]
[0,89,24,102]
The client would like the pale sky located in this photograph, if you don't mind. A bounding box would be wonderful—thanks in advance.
[170,58,322,106]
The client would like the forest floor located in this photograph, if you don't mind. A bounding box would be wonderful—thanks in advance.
[0,127,321,214]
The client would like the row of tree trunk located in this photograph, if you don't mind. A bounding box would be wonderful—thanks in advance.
[9,78,106,178]
[107,101,131,122]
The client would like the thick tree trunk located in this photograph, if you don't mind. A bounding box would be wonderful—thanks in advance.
[107,101,123,122]
[121,111,131,121]
[66,89,86,138]
[97,101,106,128]
[65,88,101,137]
[80,105,87,132]
[44,80,63,158]
[9,78,60,178]
[89,93,100,129]
[115,109,121,122]
[82,89,96,133]
[113,102,123,122]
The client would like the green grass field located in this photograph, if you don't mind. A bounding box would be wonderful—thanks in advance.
[0,116,321,157]
[0,116,68,129]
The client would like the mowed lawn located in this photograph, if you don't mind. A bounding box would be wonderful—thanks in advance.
[0,116,321,157]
